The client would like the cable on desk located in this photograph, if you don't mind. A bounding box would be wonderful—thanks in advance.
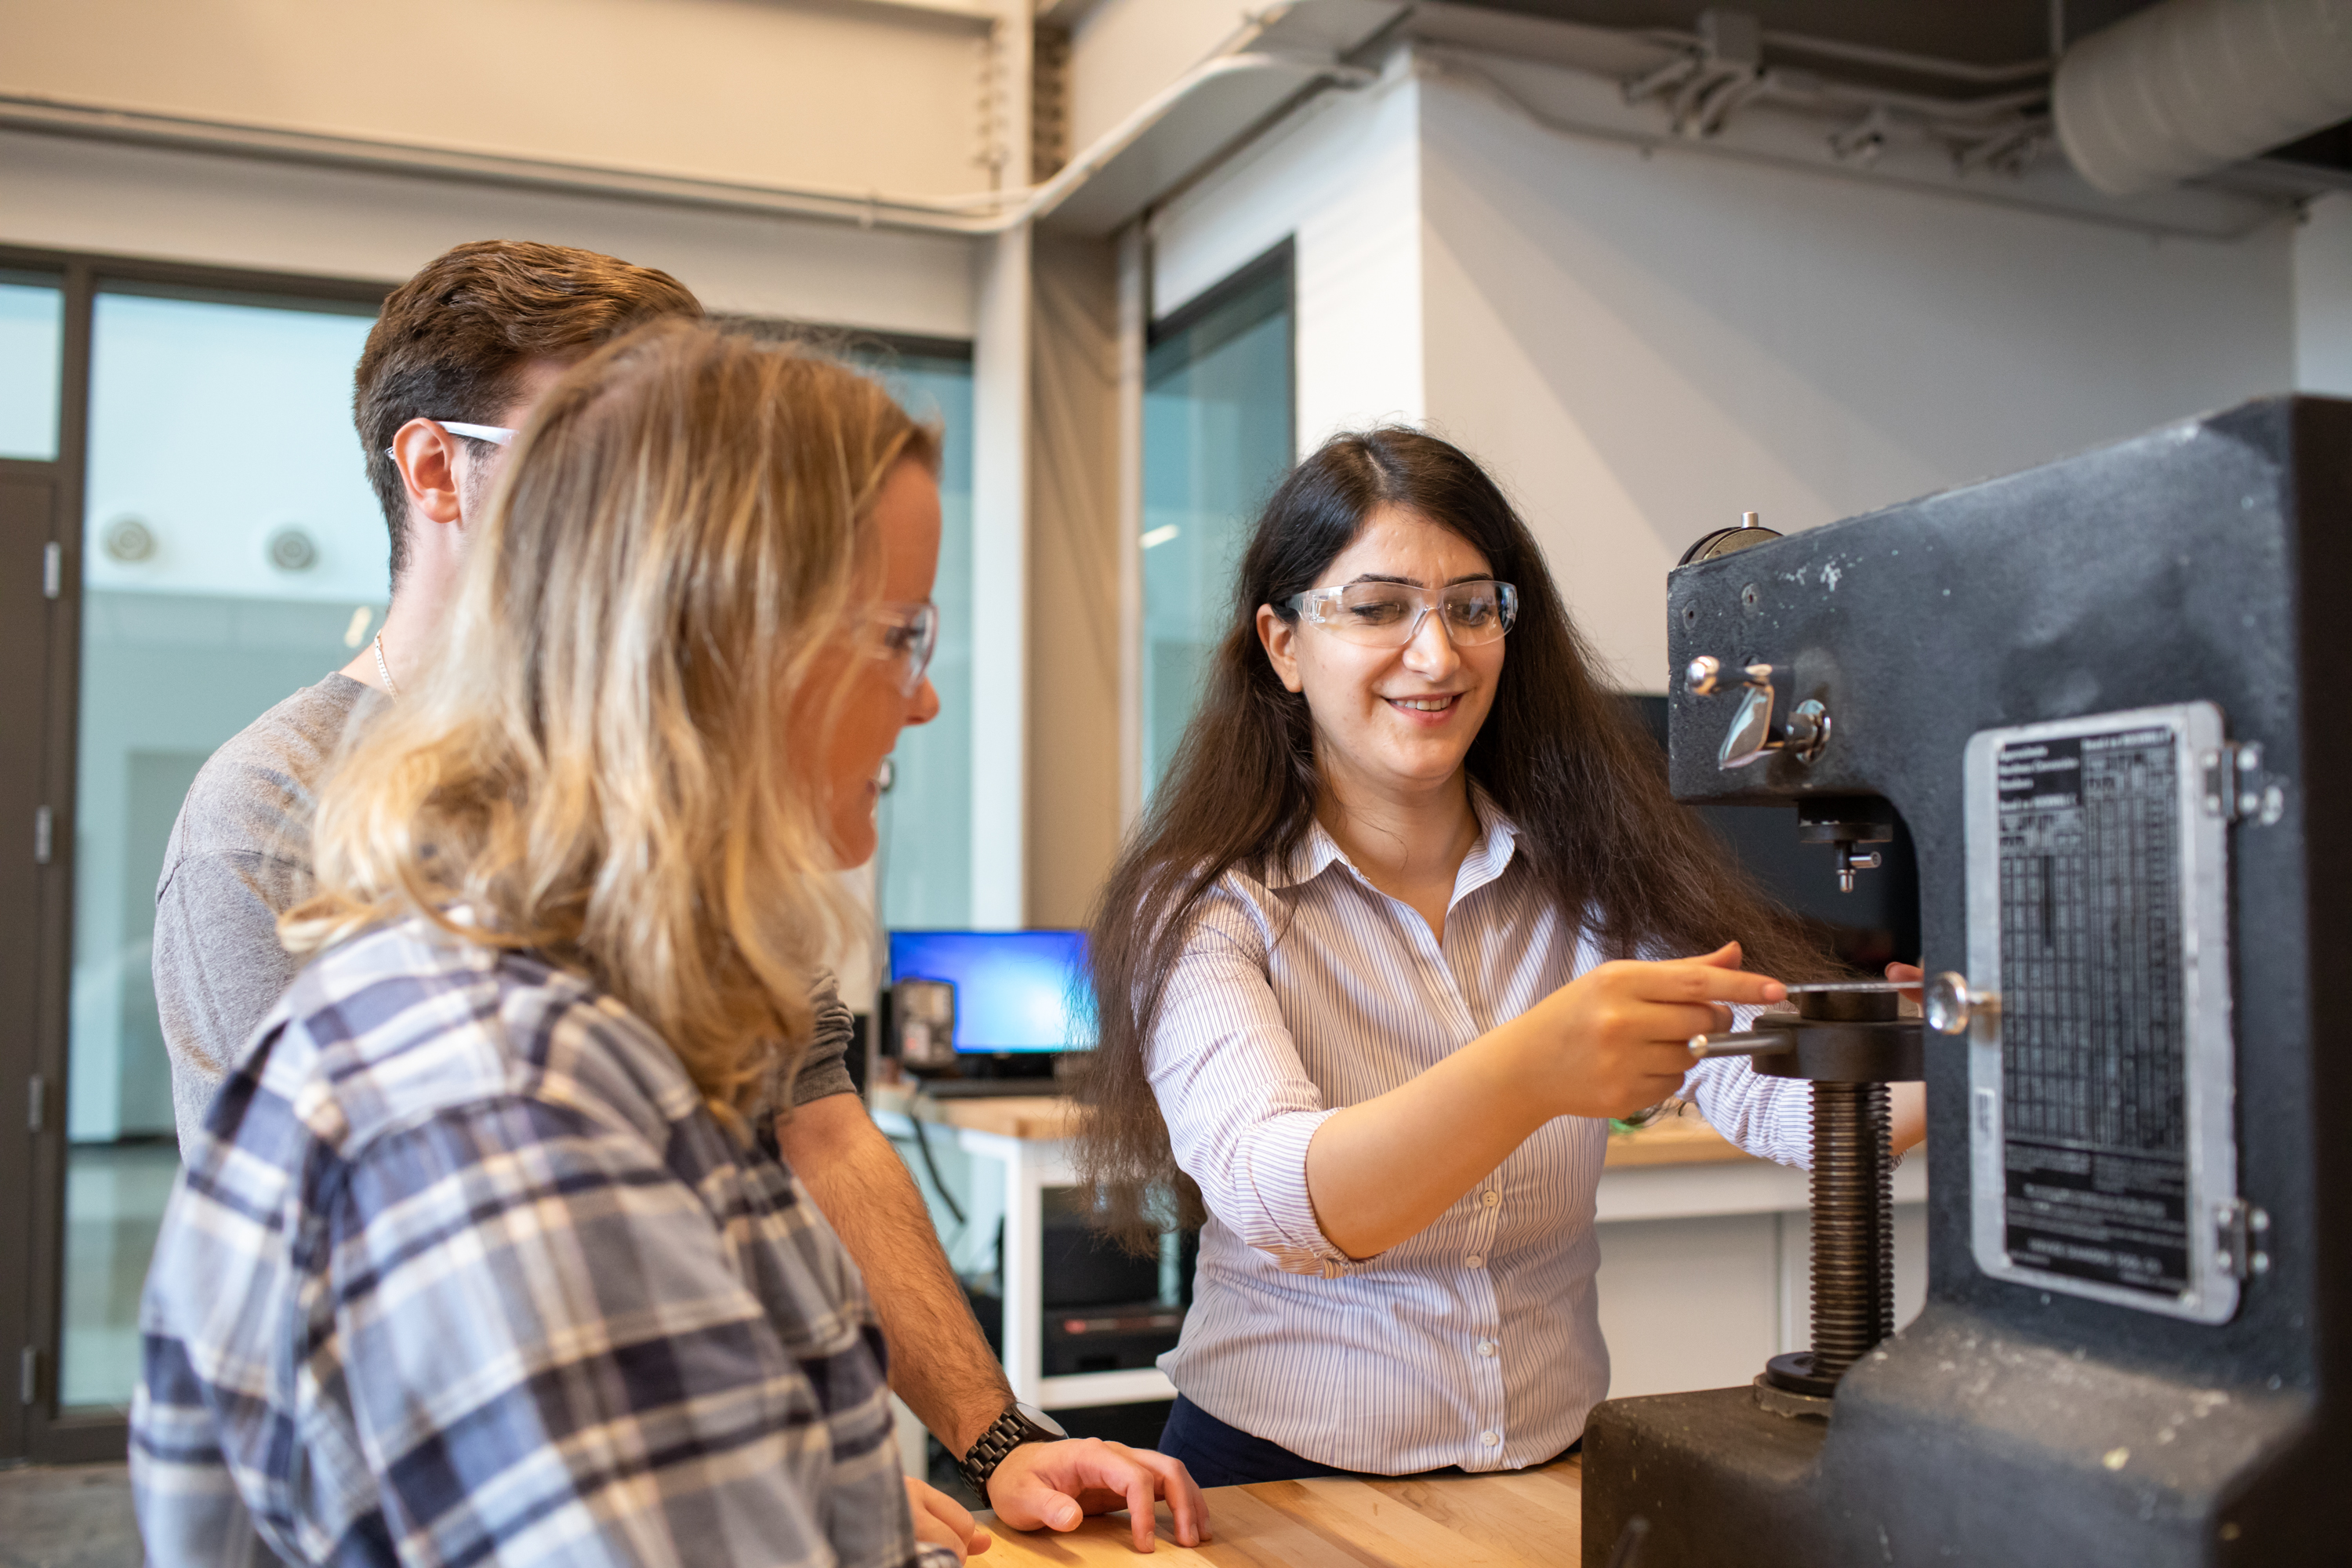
[907,1114,967,1228]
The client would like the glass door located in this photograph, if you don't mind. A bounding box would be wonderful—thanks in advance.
[60,280,385,1415]
[1139,245,1294,795]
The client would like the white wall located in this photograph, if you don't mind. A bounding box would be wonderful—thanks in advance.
[1416,66,2297,691]
[2296,191,2352,397]
[1065,0,1259,152]
[0,131,978,338]
[1152,58,1425,450]
[5,0,992,199]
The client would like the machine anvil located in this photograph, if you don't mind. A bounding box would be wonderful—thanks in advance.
[1581,397,2351,1566]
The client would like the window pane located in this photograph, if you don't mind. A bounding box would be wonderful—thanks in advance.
[65,288,383,1410]
[869,353,974,928]
[0,274,65,460]
[1141,261,1294,796]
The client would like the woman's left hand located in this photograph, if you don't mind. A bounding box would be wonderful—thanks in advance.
[907,1476,993,1562]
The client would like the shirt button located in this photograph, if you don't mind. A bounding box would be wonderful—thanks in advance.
[1480,1430,1502,1447]
[1481,1190,1501,1208]
[1465,1254,1484,1269]
[1476,1340,1497,1358]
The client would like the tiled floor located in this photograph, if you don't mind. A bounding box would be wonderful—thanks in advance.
[0,1465,143,1568]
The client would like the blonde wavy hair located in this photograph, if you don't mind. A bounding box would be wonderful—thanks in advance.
[288,318,938,1125]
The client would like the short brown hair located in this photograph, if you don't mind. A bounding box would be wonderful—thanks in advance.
[354,240,702,583]
[298,320,938,1124]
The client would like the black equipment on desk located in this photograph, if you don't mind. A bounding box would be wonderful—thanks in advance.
[1582,397,2350,1566]
[965,1193,1196,1377]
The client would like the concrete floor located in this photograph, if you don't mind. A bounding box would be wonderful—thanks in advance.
[0,1465,143,1568]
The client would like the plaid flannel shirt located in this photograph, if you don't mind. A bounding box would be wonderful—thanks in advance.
[132,913,949,1568]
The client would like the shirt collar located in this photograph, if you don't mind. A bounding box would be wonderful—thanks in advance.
[1270,781,1522,898]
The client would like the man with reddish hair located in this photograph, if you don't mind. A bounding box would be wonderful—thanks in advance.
[148,239,1203,1561]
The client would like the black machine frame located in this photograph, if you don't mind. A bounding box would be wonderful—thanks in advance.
[1583,396,2350,1566]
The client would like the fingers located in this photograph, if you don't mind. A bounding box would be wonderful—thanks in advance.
[1123,1465,1160,1554]
[906,1478,988,1560]
[1115,1447,1210,1548]
[906,1484,972,1564]
[1643,1000,1738,1044]
[990,1439,1211,1553]
[985,1457,1084,1534]
[909,1478,978,1539]
[1621,954,1787,1008]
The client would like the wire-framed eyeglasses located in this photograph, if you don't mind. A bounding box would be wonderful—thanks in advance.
[1287,579,1519,649]
[380,419,518,460]
[866,601,939,695]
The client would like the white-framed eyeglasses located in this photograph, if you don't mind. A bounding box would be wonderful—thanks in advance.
[867,601,939,695]
[1287,579,1519,649]
[381,419,518,459]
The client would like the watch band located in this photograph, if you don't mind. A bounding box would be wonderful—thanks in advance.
[957,1401,1065,1494]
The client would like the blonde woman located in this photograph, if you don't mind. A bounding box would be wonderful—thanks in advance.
[130,321,1205,1566]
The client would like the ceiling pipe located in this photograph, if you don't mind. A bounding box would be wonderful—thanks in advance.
[0,45,1370,238]
[2053,0,2352,197]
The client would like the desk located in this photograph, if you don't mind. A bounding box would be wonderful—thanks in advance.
[974,1456,1584,1566]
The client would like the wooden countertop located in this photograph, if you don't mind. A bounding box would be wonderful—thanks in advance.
[975,1456,1583,1566]
[873,1085,1756,1169]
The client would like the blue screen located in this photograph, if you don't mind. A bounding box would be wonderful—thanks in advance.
[887,929,1092,1053]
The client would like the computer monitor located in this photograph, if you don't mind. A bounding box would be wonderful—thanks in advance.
[886,929,1092,1056]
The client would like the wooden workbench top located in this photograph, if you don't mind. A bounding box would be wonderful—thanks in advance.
[975,1456,1583,1566]
[873,1085,1755,1168]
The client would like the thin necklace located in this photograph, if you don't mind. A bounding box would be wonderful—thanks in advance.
[372,630,400,699]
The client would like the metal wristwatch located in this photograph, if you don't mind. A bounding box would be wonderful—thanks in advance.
[958,1401,1068,1494]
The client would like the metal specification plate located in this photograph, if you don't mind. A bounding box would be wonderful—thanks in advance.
[1963,702,2240,1323]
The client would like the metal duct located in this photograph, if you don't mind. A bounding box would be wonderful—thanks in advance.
[2053,0,2352,197]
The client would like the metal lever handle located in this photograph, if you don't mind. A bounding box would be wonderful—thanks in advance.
[1688,1029,1796,1058]
[1718,684,1777,769]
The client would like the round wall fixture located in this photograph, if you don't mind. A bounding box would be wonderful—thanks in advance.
[102,515,157,563]
[266,526,319,572]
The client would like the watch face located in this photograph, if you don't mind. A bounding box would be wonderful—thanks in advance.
[1015,1402,1068,1439]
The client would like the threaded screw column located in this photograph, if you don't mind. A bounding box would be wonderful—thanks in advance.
[1810,1080,1895,1381]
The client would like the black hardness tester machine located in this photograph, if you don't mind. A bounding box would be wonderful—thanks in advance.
[1581,397,2351,1566]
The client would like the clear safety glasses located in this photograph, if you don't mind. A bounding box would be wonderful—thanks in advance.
[381,419,518,459]
[868,601,939,695]
[1287,579,1519,649]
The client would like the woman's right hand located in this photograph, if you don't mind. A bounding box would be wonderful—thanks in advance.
[1513,942,1787,1120]
[1302,942,1788,1261]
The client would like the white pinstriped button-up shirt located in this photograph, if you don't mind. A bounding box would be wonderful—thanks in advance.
[1149,796,1813,1475]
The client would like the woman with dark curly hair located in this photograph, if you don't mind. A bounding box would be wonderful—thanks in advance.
[1073,427,1923,1487]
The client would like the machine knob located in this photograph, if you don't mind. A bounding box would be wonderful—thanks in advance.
[1924,973,2001,1038]
[1686,660,1831,769]
[1685,655,1770,696]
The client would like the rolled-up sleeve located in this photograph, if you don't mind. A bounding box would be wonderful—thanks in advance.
[1680,1005,1815,1168]
[1148,895,1356,1276]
